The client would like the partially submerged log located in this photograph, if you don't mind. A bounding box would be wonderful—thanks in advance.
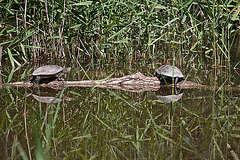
[4,72,160,92]
[65,72,161,92]
[2,72,240,92]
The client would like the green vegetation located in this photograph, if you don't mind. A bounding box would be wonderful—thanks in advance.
[0,0,240,159]
[0,0,239,66]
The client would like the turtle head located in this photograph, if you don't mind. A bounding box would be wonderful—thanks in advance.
[63,67,71,73]
[153,71,157,77]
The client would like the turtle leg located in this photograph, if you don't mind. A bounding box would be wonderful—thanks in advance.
[161,76,169,85]
[32,76,40,86]
[27,76,34,83]
[175,77,178,86]
[174,77,180,94]
[36,76,41,85]
[58,72,63,81]
[159,76,163,82]
[33,80,37,85]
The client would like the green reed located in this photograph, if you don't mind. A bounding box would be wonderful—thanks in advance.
[0,1,239,158]
[0,0,239,67]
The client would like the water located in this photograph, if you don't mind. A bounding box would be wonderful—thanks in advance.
[0,59,239,159]
[1,37,240,159]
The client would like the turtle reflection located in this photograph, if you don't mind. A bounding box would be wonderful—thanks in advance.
[32,94,62,104]
[31,87,70,104]
[155,87,183,104]
[156,93,183,104]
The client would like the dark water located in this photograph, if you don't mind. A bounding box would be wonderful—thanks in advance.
[0,61,239,160]
[0,40,240,159]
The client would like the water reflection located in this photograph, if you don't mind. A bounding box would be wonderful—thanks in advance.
[0,45,2,89]
[32,94,61,104]
[156,92,183,104]
[0,69,2,90]
[0,48,240,159]
[30,87,70,104]
[155,86,183,103]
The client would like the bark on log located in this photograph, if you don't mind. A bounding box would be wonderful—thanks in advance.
[2,72,240,92]
[3,72,160,92]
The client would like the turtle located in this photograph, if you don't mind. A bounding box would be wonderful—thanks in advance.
[29,65,71,85]
[32,94,61,104]
[153,65,184,85]
[156,93,183,104]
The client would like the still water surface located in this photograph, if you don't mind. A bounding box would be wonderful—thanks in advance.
[0,58,239,159]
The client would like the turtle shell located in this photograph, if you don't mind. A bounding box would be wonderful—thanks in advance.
[32,94,61,104]
[156,93,183,104]
[154,65,185,84]
[32,65,63,76]
[154,65,184,78]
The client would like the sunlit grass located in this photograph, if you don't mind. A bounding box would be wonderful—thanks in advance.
[0,0,239,67]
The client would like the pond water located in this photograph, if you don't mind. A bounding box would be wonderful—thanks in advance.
[0,43,240,159]
[1,62,239,159]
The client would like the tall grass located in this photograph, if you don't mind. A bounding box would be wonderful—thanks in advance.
[0,0,239,67]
